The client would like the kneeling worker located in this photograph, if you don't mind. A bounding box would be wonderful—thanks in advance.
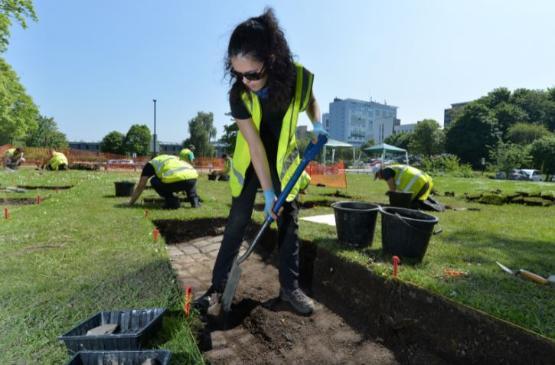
[129,154,200,209]
[44,149,68,170]
[374,164,442,211]
[4,147,25,169]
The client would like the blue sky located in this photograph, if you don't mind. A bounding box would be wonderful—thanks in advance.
[5,0,555,143]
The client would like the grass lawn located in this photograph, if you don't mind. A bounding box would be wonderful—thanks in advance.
[0,168,554,363]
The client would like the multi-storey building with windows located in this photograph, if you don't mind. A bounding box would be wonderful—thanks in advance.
[323,98,398,146]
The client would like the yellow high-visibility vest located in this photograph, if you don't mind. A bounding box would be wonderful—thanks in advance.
[5,148,15,157]
[389,164,433,200]
[150,155,198,183]
[49,152,68,170]
[229,63,313,202]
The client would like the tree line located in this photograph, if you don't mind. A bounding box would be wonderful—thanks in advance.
[384,87,555,179]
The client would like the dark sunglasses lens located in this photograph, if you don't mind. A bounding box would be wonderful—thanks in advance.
[232,70,262,81]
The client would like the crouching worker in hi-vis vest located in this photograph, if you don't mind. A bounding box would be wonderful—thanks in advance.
[194,8,328,316]
[44,149,68,171]
[374,164,444,211]
[129,155,200,209]
[4,147,25,169]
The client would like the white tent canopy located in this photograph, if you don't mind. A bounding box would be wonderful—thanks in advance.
[322,138,355,164]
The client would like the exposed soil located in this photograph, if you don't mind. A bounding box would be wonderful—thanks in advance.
[17,185,74,190]
[321,190,353,199]
[0,197,40,205]
[465,190,555,206]
[156,218,555,365]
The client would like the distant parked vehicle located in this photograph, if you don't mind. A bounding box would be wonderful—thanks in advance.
[519,169,543,181]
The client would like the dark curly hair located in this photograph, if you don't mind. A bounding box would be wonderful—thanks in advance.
[225,8,295,113]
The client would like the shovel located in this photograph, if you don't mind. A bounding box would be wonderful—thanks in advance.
[495,261,550,285]
[221,135,328,313]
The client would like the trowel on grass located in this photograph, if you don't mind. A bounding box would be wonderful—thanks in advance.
[221,135,328,313]
[496,261,552,285]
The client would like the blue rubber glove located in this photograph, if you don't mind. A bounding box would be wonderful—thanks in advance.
[263,189,277,219]
[312,121,329,137]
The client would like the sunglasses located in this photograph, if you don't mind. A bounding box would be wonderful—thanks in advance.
[232,66,265,81]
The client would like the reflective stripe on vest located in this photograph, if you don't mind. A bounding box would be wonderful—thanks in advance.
[151,155,198,183]
[390,164,430,200]
[229,63,313,202]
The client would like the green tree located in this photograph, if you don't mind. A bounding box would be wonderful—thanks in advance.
[183,112,217,157]
[493,102,528,136]
[384,132,413,150]
[445,102,498,167]
[26,115,67,148]
[0,57,39,144]
[479,87,511,109]
[123,124,151,156]
[507,122,552,145]
[510,88,552,129]
[408,119,444,157]
[218,122,239,154]
[0,0,37,53]
[490,141,531,178]
[528,136,555,181]
[100,131,125,154]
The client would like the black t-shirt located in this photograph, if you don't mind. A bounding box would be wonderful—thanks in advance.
[381,167,395,181]
[141,162,155,178]
[229,67,312,172]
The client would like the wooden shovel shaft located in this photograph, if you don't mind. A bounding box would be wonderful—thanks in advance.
[517,270,549,285]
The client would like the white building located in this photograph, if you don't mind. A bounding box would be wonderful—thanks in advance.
[323,98,398,146]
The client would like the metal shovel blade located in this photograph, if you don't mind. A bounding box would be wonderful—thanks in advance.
[221,257,242,312]
[496,261,515,275]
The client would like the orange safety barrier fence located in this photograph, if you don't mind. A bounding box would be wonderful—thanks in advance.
[0,144,12,156]
[306,161,347,189]
[194,157,225,172]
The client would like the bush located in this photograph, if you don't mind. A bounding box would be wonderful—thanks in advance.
[421,154,474,177]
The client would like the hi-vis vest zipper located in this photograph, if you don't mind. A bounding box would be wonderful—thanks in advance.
[389,164,433,200]
[150,155,198,183]
[229,63,314,202]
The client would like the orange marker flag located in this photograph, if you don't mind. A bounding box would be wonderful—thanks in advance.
[184,287,193,317]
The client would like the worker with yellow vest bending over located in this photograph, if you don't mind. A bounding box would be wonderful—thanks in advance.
[129,154,200,209]
[195,9,327,316]
[375,164,443,211]
[3,147,25,169]
[44,150,68,171]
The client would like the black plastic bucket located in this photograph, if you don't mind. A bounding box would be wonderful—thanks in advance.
[388,191,413,208]
[331,201,380,248]
[380,206,438,261]
[114,181,135,197]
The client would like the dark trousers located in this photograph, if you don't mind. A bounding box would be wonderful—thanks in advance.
[150,176,198,207]
[211,168,300,292]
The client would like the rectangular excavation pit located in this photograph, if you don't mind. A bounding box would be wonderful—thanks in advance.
[154,218,555,364]
[17,185,74,190]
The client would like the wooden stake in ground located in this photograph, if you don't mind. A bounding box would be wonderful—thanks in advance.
[36,195,41,204]
[152,227,159,242]
[4,208,9,219]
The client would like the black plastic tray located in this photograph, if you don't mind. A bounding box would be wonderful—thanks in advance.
[59,308,166,353]
[65,350,171,365]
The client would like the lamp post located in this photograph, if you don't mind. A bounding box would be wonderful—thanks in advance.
[153,99,157,155]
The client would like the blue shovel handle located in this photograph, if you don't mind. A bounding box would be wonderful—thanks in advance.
[271,134,328,218]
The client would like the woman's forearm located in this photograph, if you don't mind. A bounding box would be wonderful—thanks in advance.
[249,140,273,191]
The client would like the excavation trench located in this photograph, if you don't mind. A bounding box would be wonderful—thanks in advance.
[154,218,555,365]
[17,184,74,190]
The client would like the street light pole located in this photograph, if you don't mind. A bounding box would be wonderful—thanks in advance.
[153,99,157,155]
